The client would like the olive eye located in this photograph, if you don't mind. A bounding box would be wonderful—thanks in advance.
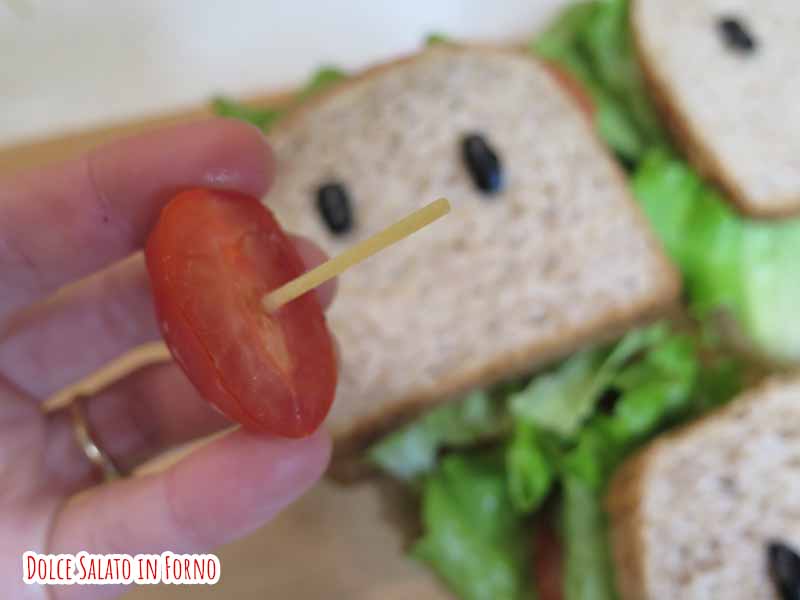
[767,540,800,600]
[461,133,503,195]
[316,182,353,234]
[717,16,757,54]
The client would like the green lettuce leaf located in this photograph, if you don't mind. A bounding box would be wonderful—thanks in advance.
[296,66,346,101]
[688,354,744,417]
[536,0,800,364]
[633,150,743,314]
[505,421,554,513]
[503,325,670,513]
[533,2,640,159]
[631,150,703,267]
[501,325,712,599]
[633,149,800,363]
[425,32,450,46]
[508,349,606,439]
[739,220,800,363]
[593,91,647,162]
[532,2,599,63]
[368,390,509,481]
[211,66,346,131]
[532,0,667,162]
[578,0,666,153]
[562,475,618,600]
[509,324,668,439]
[415,452,532,600]
[406,321,738,600]
[210,97,282,130]
[559,331,700,600]
[562,331,698,488]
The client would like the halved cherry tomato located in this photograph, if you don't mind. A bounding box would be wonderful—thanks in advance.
[145,188,337,438]
[533,519,564,600]
[542,61,595,121]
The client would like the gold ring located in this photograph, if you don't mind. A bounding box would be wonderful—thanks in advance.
[70,395,123,481]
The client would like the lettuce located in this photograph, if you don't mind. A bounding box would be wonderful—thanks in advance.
[295,66,346,101]
[211,66,346,131]
[562,475,618,600]
[533,0,667,163]
[505,421,555,513]
[535,0,800,364]
[509,349,607,439]
[558,333,697,600]
[508,324,667,440]
[562,332,697,486]
[403,323,735,600]
[210,97,282,131]
[368,389,510,481]
[425,32,450,46]
[533,2,599,68]
[633,150,744,314]
[557,332,746,600]
[415,452,532,600]
[578,0,666,154]
[634,149,800,363]
[739,220,800,363]
[504,324,671,516]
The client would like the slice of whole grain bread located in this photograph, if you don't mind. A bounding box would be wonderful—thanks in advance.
[632,0,800,218]
[607,375,800,599]
[265,45,679,464]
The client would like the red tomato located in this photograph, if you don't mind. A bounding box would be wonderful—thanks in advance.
[145,188,337,438]
[542,61,595,121]
[533,519,564,600]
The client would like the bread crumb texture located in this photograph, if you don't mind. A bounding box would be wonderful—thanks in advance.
[610,375,800,599]
[633,0,800,217]
[267,46,677,455]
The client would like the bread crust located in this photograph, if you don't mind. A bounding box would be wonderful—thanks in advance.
[271,43,543,135]
[630,0,800,219]
[606,449,650,600]
[269,45,682,471]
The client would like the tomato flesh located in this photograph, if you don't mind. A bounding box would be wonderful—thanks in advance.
[533,519,564,600]
[542,61,595,121]
[145,188,337,438]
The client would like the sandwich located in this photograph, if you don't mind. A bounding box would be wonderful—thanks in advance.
[201,2,800,598]
[535,0,800,366]
[632,0,800,218]
[208,376,800,599]
[212,42,692,599]
[249,44,679,470]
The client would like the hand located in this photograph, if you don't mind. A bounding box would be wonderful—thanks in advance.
[0,119,334,599]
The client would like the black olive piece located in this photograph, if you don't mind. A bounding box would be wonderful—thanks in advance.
[767,540,800,600]
[316,182,353,234]
[717,16,757,54]
[461,133,503,195]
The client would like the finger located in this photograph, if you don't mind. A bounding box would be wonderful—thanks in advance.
[0,118,273,319]
[45,362,229,493]
[46,311,340,492]
[1,239,336,400]
[47,428,330,600]
[0,255,158,399]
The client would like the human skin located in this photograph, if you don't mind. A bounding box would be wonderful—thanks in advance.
[0,118,336,599]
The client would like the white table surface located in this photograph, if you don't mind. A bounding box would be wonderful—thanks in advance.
[0,0,569,147]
